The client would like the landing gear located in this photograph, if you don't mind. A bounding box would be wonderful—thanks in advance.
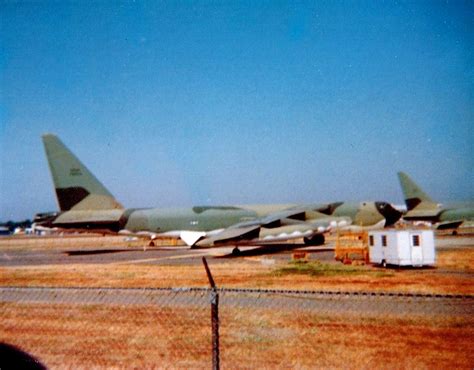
[303,234,325,246]
[232,247,241,256]
[143,240,155,252]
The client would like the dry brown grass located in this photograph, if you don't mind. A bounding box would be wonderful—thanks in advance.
[220,308,474,369]
[437,248,474,270]
[1,235,473,368]
[0,249,473,294]
[0,234,175,250]
[2,301,473,369]
[2,302,209,369]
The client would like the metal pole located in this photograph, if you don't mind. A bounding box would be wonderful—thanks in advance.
[202,257,220,370]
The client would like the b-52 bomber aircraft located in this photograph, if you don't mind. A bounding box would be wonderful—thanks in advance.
[34,134,401,249]
[398,171,474,229]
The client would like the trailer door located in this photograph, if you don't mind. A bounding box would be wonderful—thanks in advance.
[410,233,423,266]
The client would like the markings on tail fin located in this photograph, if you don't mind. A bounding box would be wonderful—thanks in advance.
[42,134,124,211]
[397,171,437,211]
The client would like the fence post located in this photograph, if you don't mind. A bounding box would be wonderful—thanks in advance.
[202,257,220,370]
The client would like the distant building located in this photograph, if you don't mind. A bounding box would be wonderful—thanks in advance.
[0,226,11,236]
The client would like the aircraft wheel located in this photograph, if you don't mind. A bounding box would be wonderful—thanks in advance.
[381,260,387,268]
[304,234,325,246]
[232,247,241,256]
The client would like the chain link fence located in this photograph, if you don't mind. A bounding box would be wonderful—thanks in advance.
[1,286,473,369]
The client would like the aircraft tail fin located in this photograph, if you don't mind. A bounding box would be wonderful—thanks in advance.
[397,172,438,211]
[42,134,124,211]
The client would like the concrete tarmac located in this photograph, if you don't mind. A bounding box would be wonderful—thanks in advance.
[0,239,335,267]
[0,235,471,268]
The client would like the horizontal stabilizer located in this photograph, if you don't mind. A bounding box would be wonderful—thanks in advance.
[435,220,464,230]
[403,208,443,220]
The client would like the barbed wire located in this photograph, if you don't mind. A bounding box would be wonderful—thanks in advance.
[2,285,473,299]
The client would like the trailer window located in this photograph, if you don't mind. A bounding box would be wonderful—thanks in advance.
[412,235,420,247]
[369,235,374,246]
[381,235,387,247]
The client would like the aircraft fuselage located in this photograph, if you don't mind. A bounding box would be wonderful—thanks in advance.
[38,201,401,234]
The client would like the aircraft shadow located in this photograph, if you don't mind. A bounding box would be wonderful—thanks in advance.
[215,244,333,258]
[66,248,146,256]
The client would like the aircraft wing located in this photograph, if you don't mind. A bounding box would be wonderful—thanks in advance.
[434,220,464,230]
[193,225,262,247]
[236,209,308,228]
[192,207,359,248]
[194,222,315,248]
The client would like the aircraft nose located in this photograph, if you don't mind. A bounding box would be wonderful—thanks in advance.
[375,202,402,226]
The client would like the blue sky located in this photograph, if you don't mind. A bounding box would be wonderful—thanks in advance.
[1,1,473,220]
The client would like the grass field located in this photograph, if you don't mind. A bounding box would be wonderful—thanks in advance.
[0,234,473,368]
[0,255,473,293]
[2,299,473,369]
[0,244,473,294]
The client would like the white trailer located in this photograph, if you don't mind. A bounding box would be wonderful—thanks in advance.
[368,229,435,267]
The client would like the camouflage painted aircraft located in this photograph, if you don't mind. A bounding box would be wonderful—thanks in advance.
[398,171,474,229]
[34,134,401,248]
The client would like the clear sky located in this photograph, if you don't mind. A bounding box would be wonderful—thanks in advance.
[1,1,473,221]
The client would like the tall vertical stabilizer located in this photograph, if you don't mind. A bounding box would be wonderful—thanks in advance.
[42,134,123,211]
[397,172,438,211]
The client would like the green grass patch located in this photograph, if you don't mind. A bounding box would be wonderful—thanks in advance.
[272,260,391,278]
[117,272,137,280]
